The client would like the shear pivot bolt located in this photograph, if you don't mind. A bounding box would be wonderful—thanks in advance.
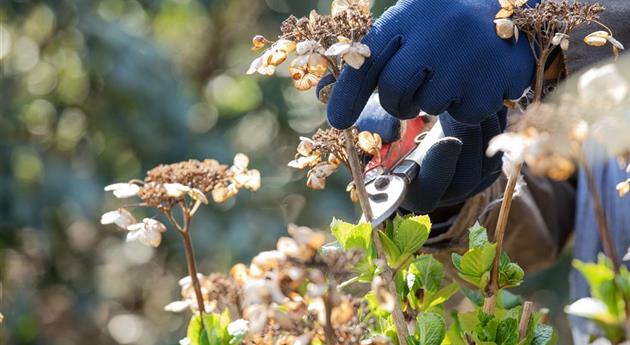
[374,176,390,190]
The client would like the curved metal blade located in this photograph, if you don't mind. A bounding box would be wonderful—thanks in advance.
[366,175,408,227]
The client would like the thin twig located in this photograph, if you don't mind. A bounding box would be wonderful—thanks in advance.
[484,163,523,314]
[580,159,621,269]
[173,206,207,316]
[519,301,534,340]
[342,129,410,345]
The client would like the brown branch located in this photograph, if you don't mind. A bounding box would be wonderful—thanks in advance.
[580,159,620,269]
[484,163,523,314]
[519,301,534,340]
[342,129,410,345]
[174,207,207,316]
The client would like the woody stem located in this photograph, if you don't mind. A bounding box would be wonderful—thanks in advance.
[484,163,523,314]
[342,129,410,345]
[176,207,207,316]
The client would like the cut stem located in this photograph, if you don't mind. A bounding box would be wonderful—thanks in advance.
[519,301,534,340]
[342,129,410,345]
[484,163,523,314]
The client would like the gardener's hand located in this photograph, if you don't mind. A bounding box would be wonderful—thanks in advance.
[324,0,536,129]
[356,95,506,214]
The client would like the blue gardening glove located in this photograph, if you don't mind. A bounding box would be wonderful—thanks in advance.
[355,95,506,214]
[324,0,536,128]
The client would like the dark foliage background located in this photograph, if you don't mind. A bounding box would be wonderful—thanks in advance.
[0,0,571,344]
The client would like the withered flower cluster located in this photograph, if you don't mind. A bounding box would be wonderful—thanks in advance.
[487,64,630,182]
[248,0,372,92]
[101,154,261,248]
[288,127,382,201]
[138,154,261,211]
[505,0,624,56]
[167,224,377,345]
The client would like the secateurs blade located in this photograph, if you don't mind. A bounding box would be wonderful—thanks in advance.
[365,117,446,227]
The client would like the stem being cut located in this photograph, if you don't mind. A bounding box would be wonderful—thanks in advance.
[342,129,410,345]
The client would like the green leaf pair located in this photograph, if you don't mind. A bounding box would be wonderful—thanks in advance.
[379,214,432,268]
[452,224,524,292]
[331,218,373,252]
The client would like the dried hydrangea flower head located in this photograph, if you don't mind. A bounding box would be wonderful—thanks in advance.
[289,127,381,201]
[176,224,369,344]
[488,63,630,182]
[248,0,373,91]
[101,154,261,248]
[509,0,623,57]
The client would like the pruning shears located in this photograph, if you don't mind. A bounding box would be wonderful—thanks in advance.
[363,115,446,227]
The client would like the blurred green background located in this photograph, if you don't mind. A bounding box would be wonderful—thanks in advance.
[0,0,572,344]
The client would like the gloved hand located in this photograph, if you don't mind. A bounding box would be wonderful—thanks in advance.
[356,95,506,214]
[324,0,536,129]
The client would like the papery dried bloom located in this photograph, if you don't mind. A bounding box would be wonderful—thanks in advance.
[494,18,517,40]
[289,53,329,91]
[584,30,610,47]
[126,218,167,247]
[357,131,382,157]
[247,39,297,75]
[252,250,287,271]
[371,276,395,313]
[332,0,371,16]
[101,208,137,230]
[617,180,630,198]
[306,162,339,190]
[287,224,327,251]
[228,319,249,338]
[137,156,260,211]
[166,273,239,314]
[252,35,270,51]
[496,0,528,19]
[326,39,371,69]
[104,183,140,198]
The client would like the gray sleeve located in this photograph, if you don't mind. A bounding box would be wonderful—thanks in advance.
[564,0,630,74]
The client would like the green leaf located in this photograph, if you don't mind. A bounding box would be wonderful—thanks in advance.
[499,262,525,288]
[495,318,518,345]
[410,255,444,292]
[498,290,523,310]
[424,283,459,309]
[188,315,207,345]
[452,253,463,271]
[531,324,554,345]
[379,230,401,266]
[395,215,431,254]
[331,219,372,252]
[460,243,496,278]
[416,312,446,345]
[469,222,489,249]
[460,286,484,307]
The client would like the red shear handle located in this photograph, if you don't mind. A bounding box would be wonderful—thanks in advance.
[364,116,426,173]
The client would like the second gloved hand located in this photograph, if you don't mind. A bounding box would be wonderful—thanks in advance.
[356,95,507,214]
